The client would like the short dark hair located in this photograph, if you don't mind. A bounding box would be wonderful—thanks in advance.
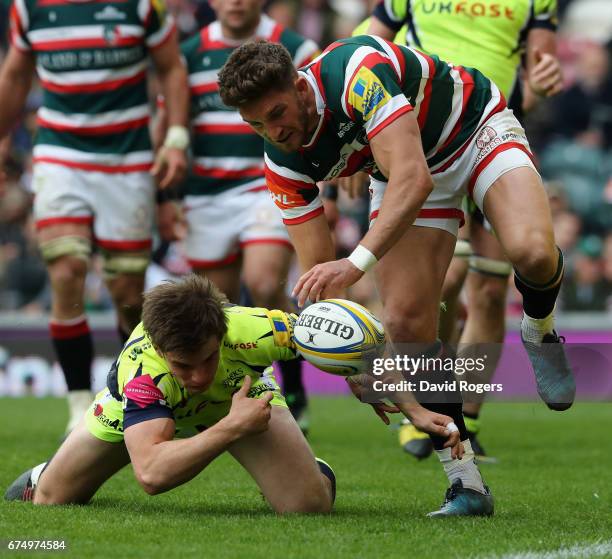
[142,275,228,356]
[218,39,297,107]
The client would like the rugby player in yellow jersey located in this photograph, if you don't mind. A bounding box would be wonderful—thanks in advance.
[352,0,564,460]
[5,275,335,512]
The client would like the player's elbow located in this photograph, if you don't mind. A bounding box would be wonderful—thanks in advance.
[135,469,168,496]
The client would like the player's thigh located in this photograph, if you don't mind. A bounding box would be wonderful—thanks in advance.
[480,166,555,264]
[194,262,242,303]
[35,420,130,505]
[228,405,330,513]
[375,224,456,342]
[242,243,293,306]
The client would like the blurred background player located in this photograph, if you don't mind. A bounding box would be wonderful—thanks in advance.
[360,0,564,460]
[0,0,189,434]
[155,0,319,432]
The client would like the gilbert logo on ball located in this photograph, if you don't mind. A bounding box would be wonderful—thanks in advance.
[294,299,385,376]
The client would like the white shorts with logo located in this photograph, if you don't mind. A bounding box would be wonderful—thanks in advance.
[33,162,155,252]
[183,187,292,269]
[369,108,538,236]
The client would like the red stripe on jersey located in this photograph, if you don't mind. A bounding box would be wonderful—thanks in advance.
[386,40,406,82]
[36,216,93,230]
[283,206,324,225]
[198,26,230,50]
[367,104,413,140]
[417,54,436,130]
[9,4,26,42]
[240,238,293,249]
[49,318,90,340]
[309,62,326,104]
[432,96,507,175]
[245,185,268,193]
[32,35,141,51]
[188,252,240,270]
[265,165,317,210]
[194,123,254,135]
[435,66,475,154]
[40,71,146,94]
[340,145,372,177]
[468,141,535,197]
[269,23,283,43]
[96,238,152,251]
[193,165,263,179]
[370,208,464,223]
[37,116,149,135]
[38,0,126,5]
[191,82,219,95]
[343,51,395,121]
[33,157,152,173]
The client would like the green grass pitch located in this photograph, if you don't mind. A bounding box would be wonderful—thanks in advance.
[1,397,611,558]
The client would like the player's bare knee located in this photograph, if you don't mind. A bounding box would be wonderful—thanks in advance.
[471,277,507,315]
[274,487,332,514]
[48,255,88,286]
[244,274,284,308]
[506,231,555,275]
[383,308,434,343]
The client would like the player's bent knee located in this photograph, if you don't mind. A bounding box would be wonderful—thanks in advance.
[244,276,283,308]
[383,308,434,343]
[40,236,91,263]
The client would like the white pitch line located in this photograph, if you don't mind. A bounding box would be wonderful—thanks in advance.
[482,540,612,559]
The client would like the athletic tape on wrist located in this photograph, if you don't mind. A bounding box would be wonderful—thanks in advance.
[163,125,189,150]
[348,244,377,272]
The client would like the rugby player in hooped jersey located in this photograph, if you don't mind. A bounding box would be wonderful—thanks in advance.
[0,0,189,434]
[218,37,575,516]
[5,275,336,513]
[155,0,319,432]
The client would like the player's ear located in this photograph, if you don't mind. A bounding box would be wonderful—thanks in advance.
[295,74,309,94]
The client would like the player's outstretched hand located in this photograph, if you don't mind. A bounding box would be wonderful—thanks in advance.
[409,406,464,459]
[346,375,401,426]
[151,147,187,189]
[292,259,362,307]
[226,375,273,438]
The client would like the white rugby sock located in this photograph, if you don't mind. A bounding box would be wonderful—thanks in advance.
[31,462,48,487]
[521,310,555,343]
[435,439,486,494]
[66,390,93,433]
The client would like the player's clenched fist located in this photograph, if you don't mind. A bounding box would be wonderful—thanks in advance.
[226,375,273,437]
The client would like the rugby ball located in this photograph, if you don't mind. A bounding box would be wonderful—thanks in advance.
[294,299,385,376]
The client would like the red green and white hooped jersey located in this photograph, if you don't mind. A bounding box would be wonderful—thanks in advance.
[264,35,506,225]
[9,0,175,173]
[180,15,319,197]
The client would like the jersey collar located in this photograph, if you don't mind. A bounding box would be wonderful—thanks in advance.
[300,70,326,149]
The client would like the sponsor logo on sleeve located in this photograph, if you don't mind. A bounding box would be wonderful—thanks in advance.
[348,67,391,121]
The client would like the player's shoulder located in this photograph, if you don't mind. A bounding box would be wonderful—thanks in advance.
[117,324,168,377]
[180,29,203,58]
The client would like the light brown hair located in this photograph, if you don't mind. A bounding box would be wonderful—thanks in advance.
[142,275,228,356]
